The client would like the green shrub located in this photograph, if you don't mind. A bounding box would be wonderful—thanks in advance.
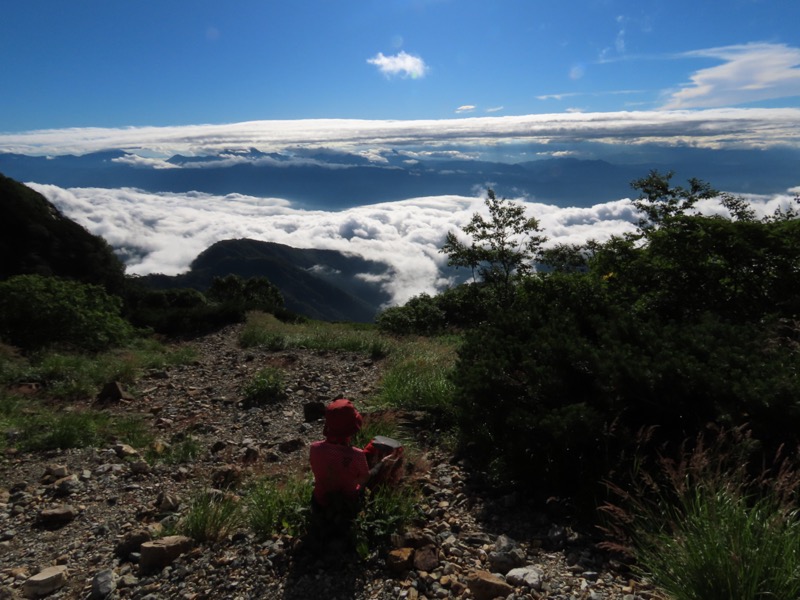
[452,269,800,508]
[376,293,446,336]
[124,286,245,337]
[178,491,242,543]
[242,366,287,405]
[246,475,313,538]
[207,274,285,314]
[0,274,133,352]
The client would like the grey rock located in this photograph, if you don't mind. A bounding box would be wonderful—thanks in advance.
[507,565,544,591]
[91,569,117,599]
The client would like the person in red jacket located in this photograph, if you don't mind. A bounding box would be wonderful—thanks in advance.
[309,398,370,510]
[309,398,403,513]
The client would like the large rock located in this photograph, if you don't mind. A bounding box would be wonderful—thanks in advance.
[38,505,78,529]
[507,565,544,591]
[466,570,513,600]
[139,535,193,573]
[22,566,69,598]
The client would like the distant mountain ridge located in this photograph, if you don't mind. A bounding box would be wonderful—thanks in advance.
[2,146,797,209]
[135,239,391,322]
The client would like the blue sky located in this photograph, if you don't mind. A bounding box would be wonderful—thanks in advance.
[2,0,799,134]
[3,1,799,303]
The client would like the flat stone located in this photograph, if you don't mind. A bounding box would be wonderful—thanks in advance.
[22,565,69,598]
[139,535,193,573]
[466,570,513,600]
[38,505,78,529]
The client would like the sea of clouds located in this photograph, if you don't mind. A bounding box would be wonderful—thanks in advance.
[29,183,800,307]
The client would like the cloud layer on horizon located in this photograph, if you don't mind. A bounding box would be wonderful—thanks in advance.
[3,108,800,158]
[28,183,800,307]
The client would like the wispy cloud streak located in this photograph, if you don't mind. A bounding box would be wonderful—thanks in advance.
[663,43,800,109]
[2,109,799,157]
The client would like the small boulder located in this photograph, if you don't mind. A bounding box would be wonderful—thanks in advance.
[466,570,513,600]
[115,528,152,559]
[506,565,544,591]
[386,547,414,573]
[22,565,69,598]
[38,505,78,530]
[412,544,439,572]
[90,569,117,599]
[139,535,193,573]
[97,381,134,403]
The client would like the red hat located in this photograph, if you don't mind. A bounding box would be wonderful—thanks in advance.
[323,398,363,439]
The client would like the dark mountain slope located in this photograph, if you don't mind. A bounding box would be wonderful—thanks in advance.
[0,173,126,294]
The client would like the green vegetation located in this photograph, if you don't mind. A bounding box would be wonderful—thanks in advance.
[242,366,287,406]
[147,435,204,465]
[441,188,546,305]
[178,491,243,543]
[0,338,195,451]
[240,312,393,358]
[182,472,417,556]
[1,337,196,400]
[353,484,421,558]
[374,337,458,418]
[247,475,314,538]
[0,397,151,453]
[602,428,800,600]
[124,274,291,337]
[0,275,134,352]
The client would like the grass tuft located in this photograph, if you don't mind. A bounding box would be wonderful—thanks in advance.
[601,426,800,600]
[242,366,287,405]
[178,490,243,543]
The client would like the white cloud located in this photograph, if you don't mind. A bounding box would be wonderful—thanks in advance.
[1,109,799,158]
[663,43,800,109]
[28,183,800,307]
[367,51,428,79]
[455,105,476,114]
[111,154,178,169]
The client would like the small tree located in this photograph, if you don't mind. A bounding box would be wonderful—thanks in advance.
[440,189,546,304]
[631,170,717,232]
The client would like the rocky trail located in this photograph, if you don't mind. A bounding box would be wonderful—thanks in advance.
[1,324,658,600]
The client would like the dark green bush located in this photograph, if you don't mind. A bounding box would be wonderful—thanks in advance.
[0,274,133,352]
[452,272,800,508]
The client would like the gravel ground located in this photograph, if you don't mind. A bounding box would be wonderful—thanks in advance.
[0,324,661,600]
